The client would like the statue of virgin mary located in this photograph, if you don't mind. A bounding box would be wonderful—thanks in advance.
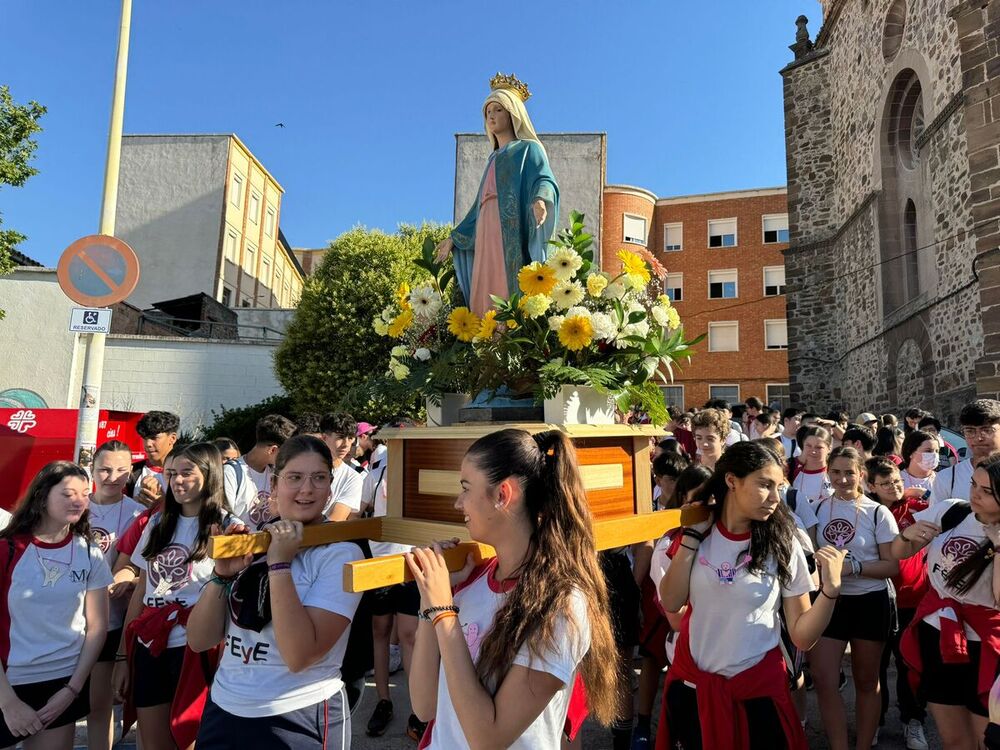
[436,74,560,316]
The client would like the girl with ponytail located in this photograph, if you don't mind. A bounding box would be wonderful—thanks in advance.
[657,441,847,749]
[889,452,1000,748]
[404,428,617,749]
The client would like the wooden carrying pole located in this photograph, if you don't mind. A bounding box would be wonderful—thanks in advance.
[208,507,710,593]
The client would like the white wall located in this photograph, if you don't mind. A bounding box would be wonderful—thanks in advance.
[98,335,283,433]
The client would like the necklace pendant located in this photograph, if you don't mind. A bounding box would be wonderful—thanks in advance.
[41,563,63,587]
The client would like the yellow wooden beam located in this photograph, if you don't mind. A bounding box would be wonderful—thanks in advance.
[208,517,384,559]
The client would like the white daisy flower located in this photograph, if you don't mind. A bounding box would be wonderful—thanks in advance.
[546,247,584,281]
[408,285,442,320]
[552,280,585,310]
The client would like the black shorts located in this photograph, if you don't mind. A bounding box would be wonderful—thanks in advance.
[600,550,641,650]
[0,676,90,747]
[97,627,123,663]
[197,687,349,749]
[822,589,892,642]
[369,581,419,617]
[665,681,787,750]
[917,620,990,716]
[132,644,185,708]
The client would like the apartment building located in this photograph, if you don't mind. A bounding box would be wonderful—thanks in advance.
[602,186,790,410]
[115,134,303,310]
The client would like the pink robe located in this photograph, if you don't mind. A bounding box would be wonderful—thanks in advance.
[468,159,508,317]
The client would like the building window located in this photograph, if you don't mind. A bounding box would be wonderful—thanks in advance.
[708,218,737,248]
[225,231,238,262]
[764,319,788,350]
[708,321,739,352]
[282,279,291,306]
[231,173,243,207]
[762,214,789,244]
[708,269,738,299]
[623,214,647,245]
[660,385,685,409]
[766,383,791,410]
[763,266,786,296]
[221,287,233,307]
[265,207,276,238]
[663,223,683,252]
[664,273,683,302]
[244,243,257,274]
[240,298,252,308]
[260,256,271,285]
[710,384,740,403]
[248,192,260,224]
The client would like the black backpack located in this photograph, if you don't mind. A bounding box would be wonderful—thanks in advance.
[940,501,973,533]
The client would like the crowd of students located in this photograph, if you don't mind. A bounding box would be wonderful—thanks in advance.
[2,395,1000,749]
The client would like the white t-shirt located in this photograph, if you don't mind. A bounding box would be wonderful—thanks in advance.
[133,464,167,494]
[361,446,408,558]
[814,497,899,595]
[323,461,366,516]
[3,533,113,684]
[784,485,819,532]
[426,562,590,749]
[901,469,936,495]
[210,542,363,717]
[792,467,834,507]
[660,523,813,678]
[915,499,996,639]
[725,426,747,446]
[780,435,802,460]
[931,459,974,505]
[88,496,144,630]
[131,514,216,648]
[225,458,273,528]
[0,508,11,532]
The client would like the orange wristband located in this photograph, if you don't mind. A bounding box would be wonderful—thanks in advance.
[432,611,458,627]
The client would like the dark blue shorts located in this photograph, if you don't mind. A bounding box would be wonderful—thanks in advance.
[196,687,349,749]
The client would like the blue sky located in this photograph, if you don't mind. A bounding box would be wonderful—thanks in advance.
[2,0,820,266]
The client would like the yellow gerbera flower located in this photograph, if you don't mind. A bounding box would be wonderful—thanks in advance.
[388,308,413,338]
[477,310,498,340]
[447,307,481,342]
[617,249,651,289]
[558,314,594,352]
[518,262,557,296]
[395,281,411,309]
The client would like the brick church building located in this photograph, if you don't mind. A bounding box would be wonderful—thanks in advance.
[781,0,1000,422]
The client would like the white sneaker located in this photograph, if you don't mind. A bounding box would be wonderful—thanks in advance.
[905,720,929,750]
[871,727,879,747]
[388,643,403,674]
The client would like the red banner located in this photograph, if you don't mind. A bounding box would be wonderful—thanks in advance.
[0,409,145,510]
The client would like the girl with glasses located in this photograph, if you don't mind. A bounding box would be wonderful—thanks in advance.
[188,435,363,749]
[866,457,930,749]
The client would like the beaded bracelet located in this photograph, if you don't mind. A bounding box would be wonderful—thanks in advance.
[420,604,459,622]
[432,611,458,627]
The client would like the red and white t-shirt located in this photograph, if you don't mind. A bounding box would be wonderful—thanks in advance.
[792,467,834,507]
[0,533,113,684]
[210,541,363,717]
[89,496,144,630]
[915,499,997,639]
[424,560,590,749]
[227,458,274,529]
[131,514,216,648]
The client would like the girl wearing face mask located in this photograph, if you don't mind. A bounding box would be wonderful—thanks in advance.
[0,462,112,750]
[112,443,234,750]
[187,436,363,749]
[811,447,900,750]
[866,458,930,750]
[657,442,846,749]
[900,430,940,498]
[86,441,144,750]
[890,453,1000,749]
[405,429,619,749]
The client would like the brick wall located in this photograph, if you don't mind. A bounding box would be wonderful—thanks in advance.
[601,189,655,271]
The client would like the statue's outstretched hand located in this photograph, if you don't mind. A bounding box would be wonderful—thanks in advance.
[435,237,453,263]
[533,199,547,227]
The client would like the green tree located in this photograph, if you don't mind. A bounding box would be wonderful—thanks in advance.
[274,222,451,424]
[0,85,46,302]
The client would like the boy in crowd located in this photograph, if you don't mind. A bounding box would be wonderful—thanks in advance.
[321,412,368,521]
[704,398,747,445]
[931,398,1000,503]
[293,412,323,439]
[779,407,805,460]
[126,410,179,507]
[743,396,764,438]
[857,411,881,434]
[842,424,877,458]
[691,408,729,471]
[225,414,297,527]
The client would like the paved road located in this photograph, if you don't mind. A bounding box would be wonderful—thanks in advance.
[72,655,941,749]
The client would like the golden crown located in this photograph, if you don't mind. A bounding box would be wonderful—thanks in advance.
[489,72,531,102]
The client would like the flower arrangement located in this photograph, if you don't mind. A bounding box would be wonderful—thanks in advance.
[372,211,701,424]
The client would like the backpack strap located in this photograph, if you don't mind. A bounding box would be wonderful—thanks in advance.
[224,459,245,497]
[940,501,973,533]
[786,487,798,513]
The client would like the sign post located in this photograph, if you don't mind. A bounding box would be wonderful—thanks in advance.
[62,0,134,468]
